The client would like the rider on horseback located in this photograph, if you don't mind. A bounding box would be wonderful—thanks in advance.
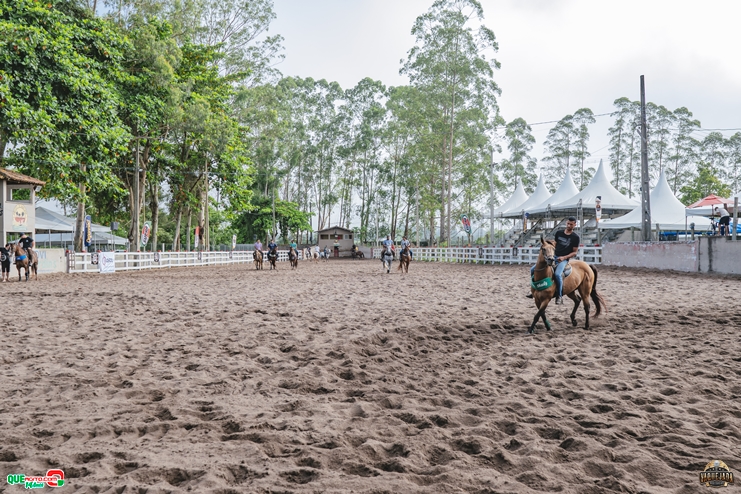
[400,235,413,260]
[527,216,580,305]
[268,238,278,260]
[253,238,263,260]
[19,233,34,261]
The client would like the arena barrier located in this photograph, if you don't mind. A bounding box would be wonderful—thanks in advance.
[67,250,304,274]
[372,246,602,265]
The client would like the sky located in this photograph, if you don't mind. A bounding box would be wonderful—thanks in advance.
[271,0,741,169]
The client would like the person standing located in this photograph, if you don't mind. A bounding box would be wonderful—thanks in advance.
[0,243,11,282]
[715,206,731,236]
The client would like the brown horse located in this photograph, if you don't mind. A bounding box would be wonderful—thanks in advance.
[397,245,411,274]
[289,248,298,270]
[529,236,605,333]
[253,250,263,270]
[14,243,38,281]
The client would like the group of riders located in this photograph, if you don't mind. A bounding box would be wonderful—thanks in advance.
[0,233,35,282]
[380,234,413,261]
[250,234,416,264]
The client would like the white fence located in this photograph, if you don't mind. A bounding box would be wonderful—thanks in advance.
[372,246,602,265]
[67,250,303,274]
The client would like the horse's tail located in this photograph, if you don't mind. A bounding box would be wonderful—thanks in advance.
[589,264,606,317]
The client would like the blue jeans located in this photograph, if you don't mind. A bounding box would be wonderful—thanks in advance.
[531,260,569,298]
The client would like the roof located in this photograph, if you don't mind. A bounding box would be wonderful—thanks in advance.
[501,174,552,218]
[536,160,638,215]
[34,207,112,233]
[602,170,712,231]
[492,179,529,217]
[528,169,580,215]
[317,226,354,233]
[0,168,45,186]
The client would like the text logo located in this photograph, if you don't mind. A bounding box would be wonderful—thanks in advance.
[7,469,65,488]
[700,460,734,488]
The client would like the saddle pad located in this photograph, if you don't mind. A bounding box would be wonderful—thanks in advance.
[563,264,572,278]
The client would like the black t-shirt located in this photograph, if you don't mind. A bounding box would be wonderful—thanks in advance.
[19,237,33,250]
[554,230,580,258]
[0,247,9,263]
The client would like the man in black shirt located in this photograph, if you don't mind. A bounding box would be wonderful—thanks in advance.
[19,233,35,257]
[528,216,580,305]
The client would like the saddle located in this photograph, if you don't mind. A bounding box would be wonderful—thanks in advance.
[268,250,277,260]
[563,263,572,278]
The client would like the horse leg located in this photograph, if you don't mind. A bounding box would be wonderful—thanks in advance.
[567,292,581,327]
[529,298,551,334]
[579,283,591,330]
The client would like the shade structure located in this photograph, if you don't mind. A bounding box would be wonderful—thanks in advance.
[685,193,736,217]
[527,169,580,216]
[535,160,638,216]
[34,207,113,233]
[501,174,552,218]
[491,179,529,217]
[602,170,712,231]
[687,194,730,209]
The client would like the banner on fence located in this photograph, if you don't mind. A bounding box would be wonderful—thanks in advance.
[141,221,151,247]
[232,234,237,250]
[84,215,92,248]
[99,252,115,273]
[194,227,200,249]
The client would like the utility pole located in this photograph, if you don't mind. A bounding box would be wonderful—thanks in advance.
[415,185,420,247]
[639,75,652,242]
[490,149,495,245]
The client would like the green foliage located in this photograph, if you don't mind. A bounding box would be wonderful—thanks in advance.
[680,163,732,204]
[232,195,311,243]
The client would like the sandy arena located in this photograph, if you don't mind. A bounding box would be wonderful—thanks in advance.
[1,259,740,493]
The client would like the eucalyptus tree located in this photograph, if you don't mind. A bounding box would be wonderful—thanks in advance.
[542,115,574,191]
[701,132,728,179]
[727,132,741,194]
[607,98,639,194]
[666,107,700,195]
[571,108,595,189]
[500,118,537,191]
[401,0,500,246]
[646,103,675,177]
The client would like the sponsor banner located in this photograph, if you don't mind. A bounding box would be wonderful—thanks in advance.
[140,221,151,247]
[99,252,115,273]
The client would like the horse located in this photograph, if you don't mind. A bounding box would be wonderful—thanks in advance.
[397,245,411,274]
[14,243,38,281]
[320,248,330,262]
[381,247,394,274]
[267,249,278,270]
[529,236,605,334]
[351,246,365,259]
[253,249,263,270]
[289,248,298,270]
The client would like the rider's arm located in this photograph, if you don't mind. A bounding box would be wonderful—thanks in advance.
[559,246,579,261]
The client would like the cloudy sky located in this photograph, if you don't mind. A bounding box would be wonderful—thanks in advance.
[272,0,741,168]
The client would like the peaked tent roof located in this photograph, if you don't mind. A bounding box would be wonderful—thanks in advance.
[501,174,552,218]
[34,207,112,233]
[602,170,712,230]
[492,179,529,217]
[540,160,638,215]
[528,169,580,215]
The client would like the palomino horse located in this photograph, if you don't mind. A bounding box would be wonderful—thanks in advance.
[14,243,38,281]
[397,245,411,274]
[267,249,278,270]
[289,248,298,270]
[529,236,605,333]
[381,247,394,274]
[253,250,264,270]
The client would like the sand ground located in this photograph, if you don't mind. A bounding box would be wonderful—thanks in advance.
[1,259,740,494]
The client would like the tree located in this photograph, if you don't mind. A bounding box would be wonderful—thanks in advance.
[402,0,500,246]
[680,162,731,205]
[542,115,574,191]
[570,108,595,189]
[727,132,741,195]
[646,103,675,177]
[500,118,537,191]
[0,0,130,250]
[666,107,700,195]
[607,98,639,193]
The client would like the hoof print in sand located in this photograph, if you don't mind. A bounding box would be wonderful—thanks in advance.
[342,463,380,477]
[280,468,319,484]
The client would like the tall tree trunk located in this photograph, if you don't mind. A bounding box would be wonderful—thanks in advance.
[186,209,192,251]
[174,205,182,251]
[73,164,86,251]
[150,179,159,251]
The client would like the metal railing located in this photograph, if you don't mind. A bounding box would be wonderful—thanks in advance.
[67,250,304,274]
[372,246,602,265]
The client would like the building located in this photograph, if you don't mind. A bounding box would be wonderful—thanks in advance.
[0,168,45,245]
[316,226,355,257]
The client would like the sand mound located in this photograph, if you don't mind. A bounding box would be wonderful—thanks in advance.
[1,260,739,493]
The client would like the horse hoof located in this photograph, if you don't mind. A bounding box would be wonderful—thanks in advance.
[527,327,534,334]
[571,319,577,327]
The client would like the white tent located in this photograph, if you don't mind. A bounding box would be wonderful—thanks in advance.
[602,170,713,231]
[492,179,529,217]
[685,191,739,217]
[543,160,638,215]
[528,169,580,215]
[34,206,112,233]
[501,174,551,218]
